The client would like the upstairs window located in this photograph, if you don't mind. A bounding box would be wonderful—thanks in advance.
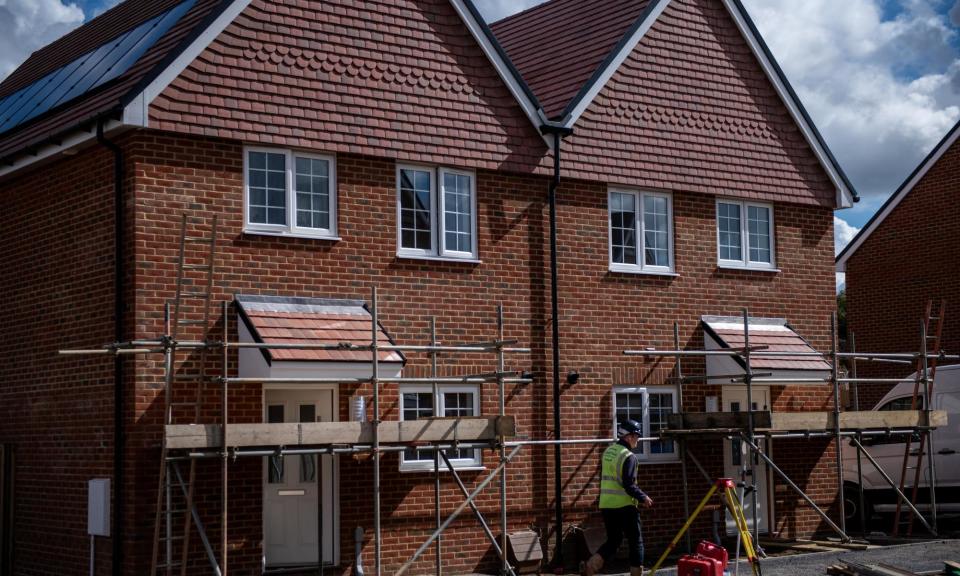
[608,189,673,274]
[716,199,775,270]
[397,165,477,260]
[244,147,337,238]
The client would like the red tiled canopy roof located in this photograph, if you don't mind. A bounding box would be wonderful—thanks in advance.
[491,0,652,119]
[702,316,831,371]
[237,295,404,363]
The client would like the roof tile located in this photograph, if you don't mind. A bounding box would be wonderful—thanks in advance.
[237,295,403,363]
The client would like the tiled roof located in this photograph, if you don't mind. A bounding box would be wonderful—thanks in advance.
[236,295,404,363]
[147,0,549,174]
[557,0,838,207]
[491,0,652,120]
[0,0,225,162]
[703,316,831,372]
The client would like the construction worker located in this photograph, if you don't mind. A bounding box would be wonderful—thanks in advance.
[582,419,653,576]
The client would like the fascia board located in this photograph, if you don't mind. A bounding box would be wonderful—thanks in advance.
[451,0,553,149]
[836,119,960,272]
[0,119,126,181]
[722,0,857,209]
[560,0,673,128]
[121,0,253,127]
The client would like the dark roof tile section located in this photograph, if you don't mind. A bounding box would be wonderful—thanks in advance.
[491,0,651,120]
[0,0,189,98]
[703,316,831,371]
[559,0,836,207]
[237,296,403,363]
[148,0,548,174]
[0,0,223,162]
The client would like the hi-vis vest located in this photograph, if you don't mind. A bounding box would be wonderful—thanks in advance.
[599,443,638,509]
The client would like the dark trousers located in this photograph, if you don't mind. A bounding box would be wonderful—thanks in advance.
[598,506,644,567]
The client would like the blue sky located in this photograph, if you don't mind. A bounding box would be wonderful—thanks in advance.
[2,0,960,274]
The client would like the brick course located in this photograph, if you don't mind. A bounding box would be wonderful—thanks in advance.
[0,0,847,573]
[845,132,960,409]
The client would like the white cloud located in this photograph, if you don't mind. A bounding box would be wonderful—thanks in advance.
[834,216,861,256]
[472,0,545,23]
[741,0,960,203]
[835,216,860,293]
[0,0,84,81]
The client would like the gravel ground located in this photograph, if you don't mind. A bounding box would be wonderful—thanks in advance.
[647,539,960,576]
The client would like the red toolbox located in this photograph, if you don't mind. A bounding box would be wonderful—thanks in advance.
[696,540,729,570]
[677,554,723,576]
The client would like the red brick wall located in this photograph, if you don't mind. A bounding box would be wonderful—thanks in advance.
[122,131,839,574]
[562,0,837,208]
[845,137,960,410]
[0,143,134,576]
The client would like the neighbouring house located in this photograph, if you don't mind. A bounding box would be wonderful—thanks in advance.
[837,120,960,410]
[0,0,859,574]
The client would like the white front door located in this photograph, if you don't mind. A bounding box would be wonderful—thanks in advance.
[264,388,336,567]
[722,386,771,535]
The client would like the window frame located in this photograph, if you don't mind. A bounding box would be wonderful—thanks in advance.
[612,386,679,463]
[607,188,675,275]
[243,146,338,239]
[399,384,483,471]
[396,164,478,261]
[438,167,479,259]
[715,198,776,270]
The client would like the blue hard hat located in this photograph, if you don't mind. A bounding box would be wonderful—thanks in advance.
[617,419,642,437]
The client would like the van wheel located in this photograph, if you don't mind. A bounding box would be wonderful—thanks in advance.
[843,484,872,531]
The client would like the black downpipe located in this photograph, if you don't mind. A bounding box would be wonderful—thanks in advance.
[540,124,572,568]
[97,120,125,576]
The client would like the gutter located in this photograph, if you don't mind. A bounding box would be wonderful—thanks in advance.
[96,119,126,576]
[539,121,574,568]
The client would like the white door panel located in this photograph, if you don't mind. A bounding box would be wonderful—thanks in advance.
[264,389,336,567]
[723,386,770,535]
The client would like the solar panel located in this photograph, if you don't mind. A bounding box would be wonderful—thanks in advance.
[0,0,196,137]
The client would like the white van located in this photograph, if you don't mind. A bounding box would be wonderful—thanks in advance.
[842,364,960,527]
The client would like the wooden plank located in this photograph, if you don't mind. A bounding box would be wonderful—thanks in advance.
[165,424,221,450]
[771,410,946,432]
[666,410,945,433]
[667,411,772,430]
[167,416,516,449]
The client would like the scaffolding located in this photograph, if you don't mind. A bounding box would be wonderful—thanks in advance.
[57,217,957,576]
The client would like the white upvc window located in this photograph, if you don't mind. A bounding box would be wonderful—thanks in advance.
[612,386,678,462]
[608,189,674,274]
[716,198,775,270]
[397,165,478,260]
[244,147,338,239]
[399,384,482,471]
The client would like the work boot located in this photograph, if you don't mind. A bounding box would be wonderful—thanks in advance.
[580,553,603,576]
[630,567,643,576]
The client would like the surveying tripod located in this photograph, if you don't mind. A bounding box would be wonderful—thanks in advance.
[649,478,762,576]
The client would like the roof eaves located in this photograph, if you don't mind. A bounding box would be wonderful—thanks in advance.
[122,0,251,126]
[836,117,960,271]
[450,0,554,148]
[723,0,858,208]
[558,0,671,126]
[0,0,242,177]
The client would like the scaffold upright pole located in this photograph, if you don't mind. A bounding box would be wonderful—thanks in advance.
[831,312,846,535]
[371,286,382,576]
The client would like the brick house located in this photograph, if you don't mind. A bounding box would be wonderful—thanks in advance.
[837,120,960,410]
[0,0,857,574]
